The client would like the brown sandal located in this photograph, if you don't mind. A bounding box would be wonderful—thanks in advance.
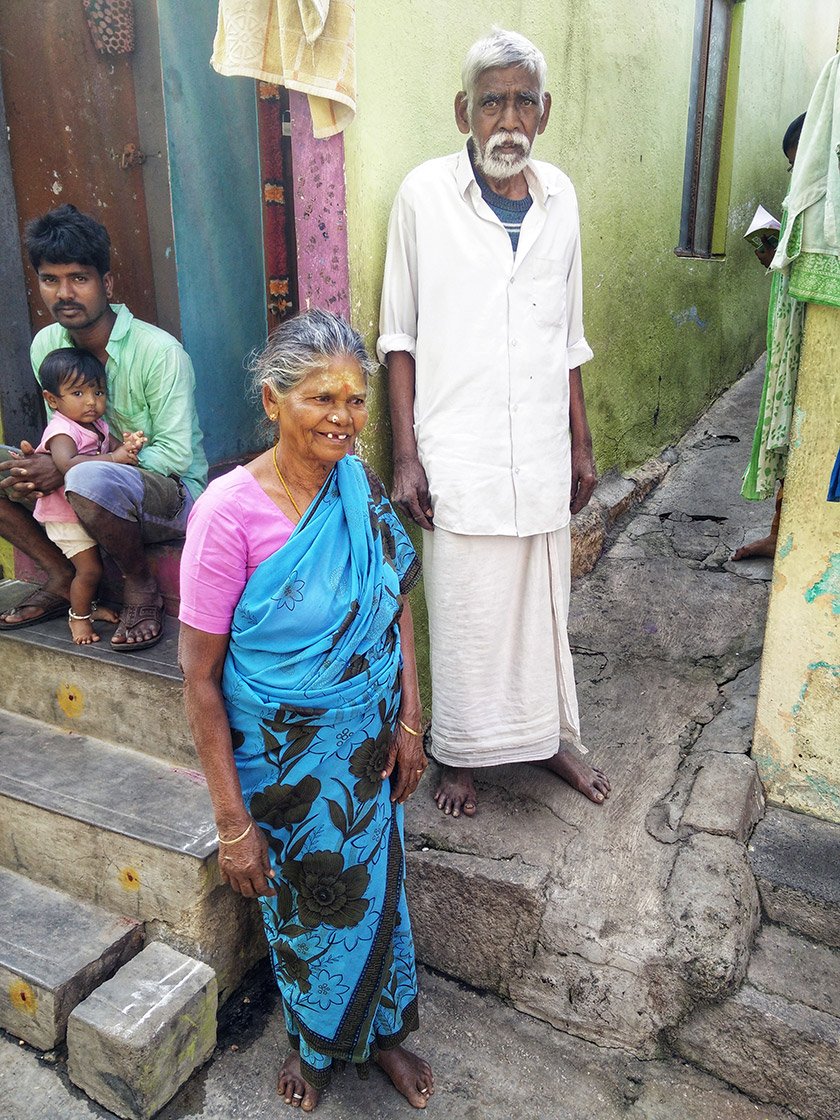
[0,588,70,630]
[109,596,164,651]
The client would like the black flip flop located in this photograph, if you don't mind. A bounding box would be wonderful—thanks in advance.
[109,598,164,652]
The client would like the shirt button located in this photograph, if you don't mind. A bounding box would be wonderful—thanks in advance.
[510,276,515,284]
[514,468,520,475]
[512,405,518,412]
[511,339,518,347]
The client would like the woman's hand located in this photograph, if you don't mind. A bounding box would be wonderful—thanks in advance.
[216,818,277,898]
[382,718,428,804]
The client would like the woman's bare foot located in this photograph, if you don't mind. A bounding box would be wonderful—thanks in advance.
[537,747,611,804]
[434,766,477,817]
[277,1052,320,1111]
[731,532,777,561]
[376,1045,434,1108]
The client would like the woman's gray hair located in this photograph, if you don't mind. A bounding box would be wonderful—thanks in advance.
[462,27,547,115]
[249,308,374,401]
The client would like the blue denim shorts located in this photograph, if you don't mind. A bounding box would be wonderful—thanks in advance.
[64,463,194,545]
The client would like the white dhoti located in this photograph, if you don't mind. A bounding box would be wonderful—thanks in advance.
[422,526,585,769]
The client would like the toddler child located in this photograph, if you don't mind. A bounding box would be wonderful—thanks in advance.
[33,347,146,645]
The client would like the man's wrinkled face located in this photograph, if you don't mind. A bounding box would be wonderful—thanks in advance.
[458,64,550,181]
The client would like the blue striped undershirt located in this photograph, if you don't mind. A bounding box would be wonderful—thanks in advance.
[471,150,533,253]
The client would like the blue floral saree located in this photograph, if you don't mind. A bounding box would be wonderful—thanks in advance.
[222,455,422,1088]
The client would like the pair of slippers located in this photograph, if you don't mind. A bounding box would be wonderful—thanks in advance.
[0,588,164,651]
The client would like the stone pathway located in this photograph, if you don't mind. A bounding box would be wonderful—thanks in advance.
[1,359,801,1120]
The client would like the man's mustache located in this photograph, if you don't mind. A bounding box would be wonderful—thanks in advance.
[54,303,84,311]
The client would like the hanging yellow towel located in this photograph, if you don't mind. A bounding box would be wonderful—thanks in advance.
[212,0,355,138]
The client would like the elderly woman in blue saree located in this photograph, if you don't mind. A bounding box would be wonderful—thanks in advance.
[179,310,433,1112]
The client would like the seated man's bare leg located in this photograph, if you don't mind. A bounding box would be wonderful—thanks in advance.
[277,1052,320,1111]
[0,497,73,624]
[732,484,783,561]
[534,746,611,804]
[433,766,477,817]
[376,1045,434,1108]
[67,494,162,647]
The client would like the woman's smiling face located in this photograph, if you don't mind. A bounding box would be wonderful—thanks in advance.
[271,356,369,467]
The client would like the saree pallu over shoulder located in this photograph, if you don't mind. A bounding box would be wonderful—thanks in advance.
[222,455,421,1087]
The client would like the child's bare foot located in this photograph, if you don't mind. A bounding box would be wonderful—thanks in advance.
[92,604,120,624]
[69,612,98,645]
[376,1045,434,1108]
[68,604,118,645]
[277,1052,320,1111]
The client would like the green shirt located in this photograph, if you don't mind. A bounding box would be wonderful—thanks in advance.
[30,304,207,500]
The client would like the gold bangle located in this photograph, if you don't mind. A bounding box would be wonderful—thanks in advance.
[216,821,253,845]
[398,719,419,737]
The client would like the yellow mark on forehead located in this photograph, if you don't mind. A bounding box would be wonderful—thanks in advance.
[302,358,367,398]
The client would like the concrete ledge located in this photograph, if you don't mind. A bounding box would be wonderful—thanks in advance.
[748,808,840,947]
[67,942,217,1120]
[570,453,675,578]
[0,868,142,1050]
[406,848,548,995]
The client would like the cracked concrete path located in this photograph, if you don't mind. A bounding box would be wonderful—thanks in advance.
[403,357,775,1054]
[0,965,796,1120]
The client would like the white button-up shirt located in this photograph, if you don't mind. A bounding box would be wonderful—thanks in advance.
[378,147,593,537]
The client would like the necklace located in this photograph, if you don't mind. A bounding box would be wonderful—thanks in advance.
[272,443,303,519]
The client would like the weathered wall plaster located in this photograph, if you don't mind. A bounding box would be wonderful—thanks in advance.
[754,304,840,824]
[343,0,839,480]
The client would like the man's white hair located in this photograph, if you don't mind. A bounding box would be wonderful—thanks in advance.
[461,27,547,114]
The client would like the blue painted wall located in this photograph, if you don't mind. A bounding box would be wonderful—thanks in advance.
[157,0,266,463]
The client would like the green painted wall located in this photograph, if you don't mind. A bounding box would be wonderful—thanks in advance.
[344,0,839,477]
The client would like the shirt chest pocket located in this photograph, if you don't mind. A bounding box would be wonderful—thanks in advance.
[527,256,567,327]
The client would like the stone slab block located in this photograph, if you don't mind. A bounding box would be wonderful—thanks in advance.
[748,807,840,946]
[406,848,547,995]
[748,924,840,1018]
[681,752,765,841]
[67,941,217,1120]
[665,834,760,1001]
[0,867,142,1049]
[673,984,840,1120]
[0,613,192,764]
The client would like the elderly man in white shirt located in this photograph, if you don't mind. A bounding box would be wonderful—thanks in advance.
[378,27,611,819]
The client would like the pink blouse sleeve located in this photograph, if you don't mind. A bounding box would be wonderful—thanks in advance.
[178,485,249,634]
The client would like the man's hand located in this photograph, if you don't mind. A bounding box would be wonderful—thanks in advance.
[0,441,62,499]
[392,455,434,531]
[570,438,597,514]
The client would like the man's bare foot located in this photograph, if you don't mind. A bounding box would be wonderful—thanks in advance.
[536,747,611,804]
[277,1052,320,1111]
[376,1045,434,1108]
[434,766,477,817]
[732,533,777,561]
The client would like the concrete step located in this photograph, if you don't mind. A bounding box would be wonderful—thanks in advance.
[0,866,143,1050]
[0,710,265,1000]
[672,924,840,1120]
[748,806,840,947]
[0,580,192,765]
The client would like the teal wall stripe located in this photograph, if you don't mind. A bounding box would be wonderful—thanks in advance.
[157,0,266,463]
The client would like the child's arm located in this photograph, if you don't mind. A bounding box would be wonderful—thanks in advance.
[45,433,143,475]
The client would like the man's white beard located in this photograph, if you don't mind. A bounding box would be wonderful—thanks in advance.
[472,129,532,180]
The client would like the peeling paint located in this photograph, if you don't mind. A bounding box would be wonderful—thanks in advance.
[804,552,840,614]
[778,533,794,559]
[670,306,708,331]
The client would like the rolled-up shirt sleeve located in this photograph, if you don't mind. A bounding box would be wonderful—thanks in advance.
[565,193,594,371]
[377,185,419,363]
